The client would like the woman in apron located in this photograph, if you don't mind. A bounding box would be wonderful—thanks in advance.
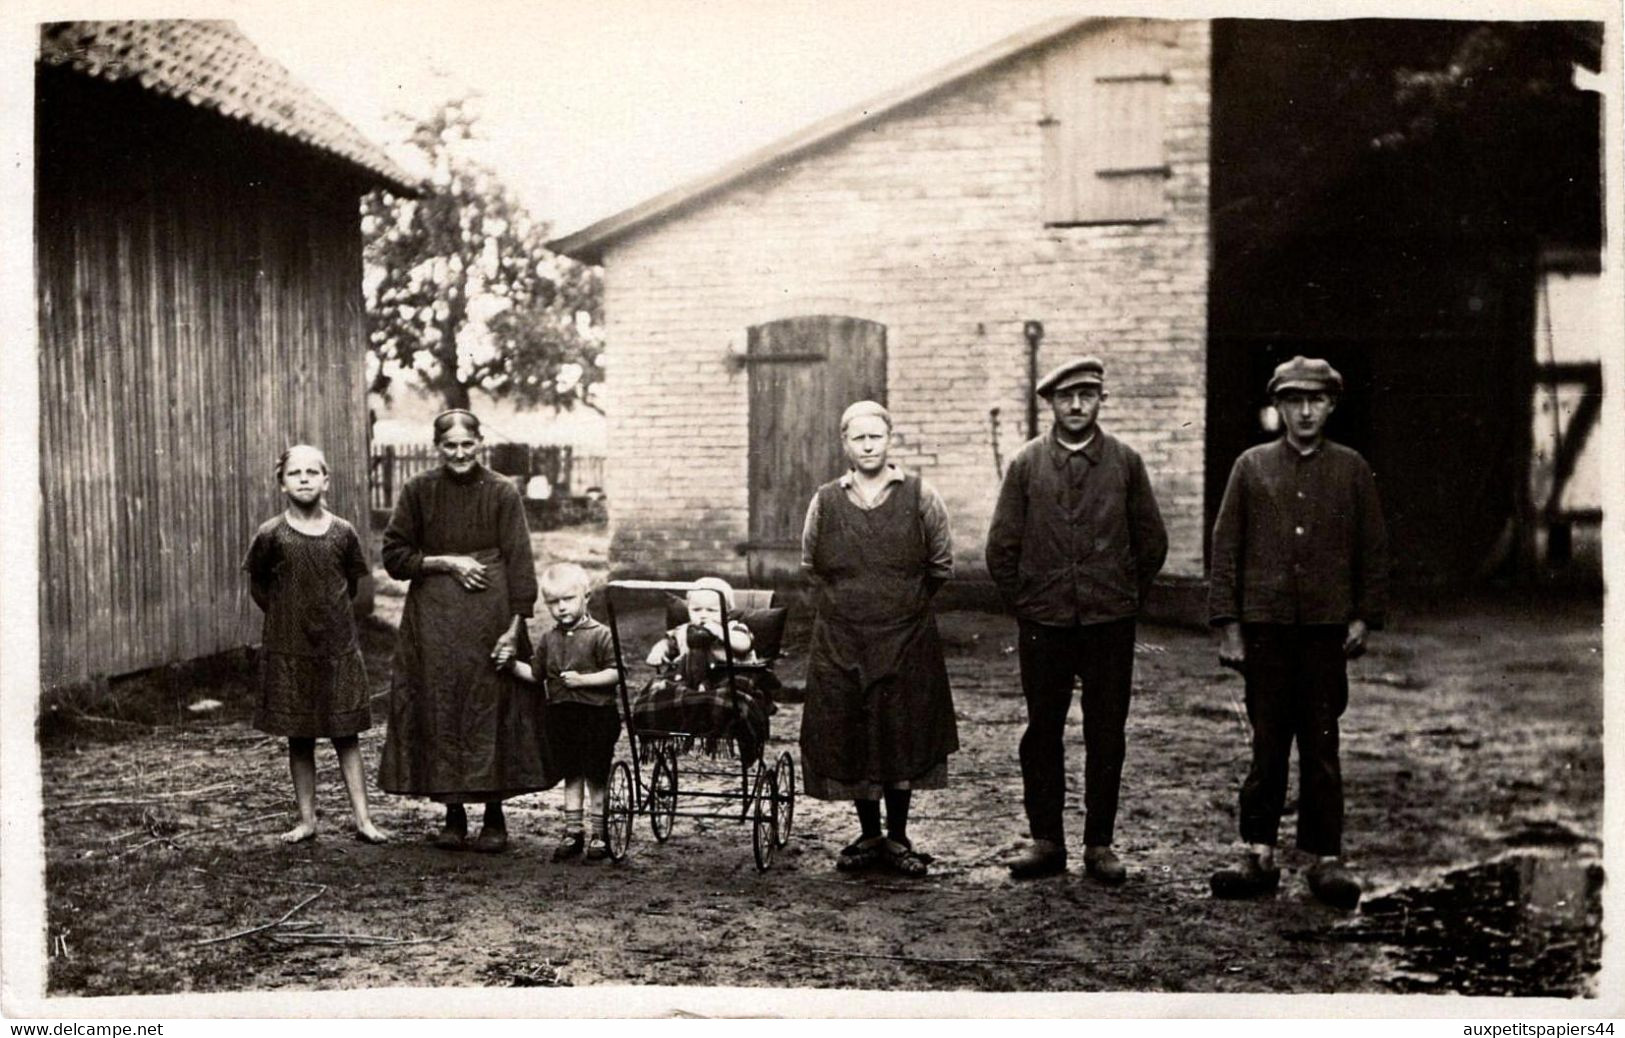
[799,400,959,877]
[378,409,554,851]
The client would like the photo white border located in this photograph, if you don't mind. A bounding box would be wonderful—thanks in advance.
[3,0,1621,1022]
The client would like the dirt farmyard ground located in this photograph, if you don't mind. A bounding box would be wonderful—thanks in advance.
[39,525,1603,997]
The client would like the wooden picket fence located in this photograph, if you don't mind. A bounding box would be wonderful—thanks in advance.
[370,444,606,511]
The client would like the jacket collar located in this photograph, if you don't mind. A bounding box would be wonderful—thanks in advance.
[1048,426,1103,466]
[1274,436,1325,460]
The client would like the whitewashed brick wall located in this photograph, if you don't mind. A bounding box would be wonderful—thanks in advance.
[598,20,1210,583]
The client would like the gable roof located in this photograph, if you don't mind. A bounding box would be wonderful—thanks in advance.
[549,15,1104,264]
[39,20,420,196]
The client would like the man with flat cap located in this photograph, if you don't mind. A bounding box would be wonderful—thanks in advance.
[1207,356,1388,909]
[987,356,1167,881]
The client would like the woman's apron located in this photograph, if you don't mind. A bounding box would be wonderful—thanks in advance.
[379,548,556,801]
[799,476,959,787]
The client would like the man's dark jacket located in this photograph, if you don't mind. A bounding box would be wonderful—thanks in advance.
[986,427,1168,626]
[1207,438,1388,628]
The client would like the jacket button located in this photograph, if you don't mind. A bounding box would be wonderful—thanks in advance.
[1295,526,1305,535]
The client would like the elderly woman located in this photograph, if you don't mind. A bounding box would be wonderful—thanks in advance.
[799,400,959,877]
[378,409,554,851]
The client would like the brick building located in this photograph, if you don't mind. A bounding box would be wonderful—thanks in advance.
[552,16,1602,599]
[554,17,1211,596]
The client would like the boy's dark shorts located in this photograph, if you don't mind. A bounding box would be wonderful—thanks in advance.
[545,702,622,784]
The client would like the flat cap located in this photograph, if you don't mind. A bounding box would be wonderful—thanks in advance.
[1036,356,1105,397]
[1267,355,1343,396]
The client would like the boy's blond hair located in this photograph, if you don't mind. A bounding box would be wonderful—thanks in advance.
[539,562,592,598]
[687,576,735,611]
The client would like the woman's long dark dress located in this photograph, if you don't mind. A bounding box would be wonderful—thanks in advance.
[799,474,958,798]
[377,464,555,802]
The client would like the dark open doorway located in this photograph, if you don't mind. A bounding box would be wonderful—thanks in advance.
[1206,19,1602,588]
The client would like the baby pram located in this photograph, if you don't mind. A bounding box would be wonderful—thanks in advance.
[601,580,796,870]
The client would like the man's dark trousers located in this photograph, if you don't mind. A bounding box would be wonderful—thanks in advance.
[1017,617,1137,846]
[1238,624,1347,857]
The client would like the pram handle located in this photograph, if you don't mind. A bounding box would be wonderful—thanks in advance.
[607,579,709,593]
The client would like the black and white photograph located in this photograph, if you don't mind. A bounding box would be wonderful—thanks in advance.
[2,0,1620,1021]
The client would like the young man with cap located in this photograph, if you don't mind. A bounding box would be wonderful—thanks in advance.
[1207,356,1388,909]
[986,357,1167,881]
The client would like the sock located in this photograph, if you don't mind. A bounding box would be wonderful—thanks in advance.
[855,799,882,840]
[591,812,608,840]
[564,808,584,836]
[883,788,912,844]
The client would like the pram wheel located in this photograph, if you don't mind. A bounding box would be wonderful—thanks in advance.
[606,760,634,862]
[772,751,795,848]
[751,763,778,872]
[650,745,678,842]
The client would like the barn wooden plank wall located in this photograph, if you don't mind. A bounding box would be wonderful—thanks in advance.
[37,73,374,688]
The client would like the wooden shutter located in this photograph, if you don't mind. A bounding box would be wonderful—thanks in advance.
[1042,24,1174,225]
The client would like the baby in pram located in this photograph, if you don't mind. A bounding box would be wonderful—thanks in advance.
[635,577,775,760]
[643,577,755,684]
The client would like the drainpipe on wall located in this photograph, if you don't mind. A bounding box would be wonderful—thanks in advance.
[1023,320,1045,439]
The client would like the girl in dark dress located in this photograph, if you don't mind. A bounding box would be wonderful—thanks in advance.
[377,410,554,852]
[244,444,388,844]
[799,401,959,877]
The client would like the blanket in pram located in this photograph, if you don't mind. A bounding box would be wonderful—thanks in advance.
[630,672,776,764]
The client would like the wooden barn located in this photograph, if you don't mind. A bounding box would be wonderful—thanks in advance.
[552,16,1602,602]
[36,21,419,690]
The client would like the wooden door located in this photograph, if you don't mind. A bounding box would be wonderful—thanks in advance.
[745,316,886,573]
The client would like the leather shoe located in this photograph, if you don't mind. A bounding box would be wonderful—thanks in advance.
[1306,859,1361,910]
[835,836,886,873]
[470,826,509,854]
[431,826,468,851]
[1210,852,1281,899]
[1007,838,1067,879]
[552,831,585,862]
[1083,846,1127,885]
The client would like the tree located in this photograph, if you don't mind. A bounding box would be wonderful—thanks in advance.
[1212,19,1602,327]
[362,97,603,411]
[1376,22,1603,247]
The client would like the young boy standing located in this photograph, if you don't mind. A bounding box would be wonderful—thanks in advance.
[1207,356,1389,909]
[497,562,621,861]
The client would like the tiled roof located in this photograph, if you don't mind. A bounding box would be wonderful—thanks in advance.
[39,20,419,195]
